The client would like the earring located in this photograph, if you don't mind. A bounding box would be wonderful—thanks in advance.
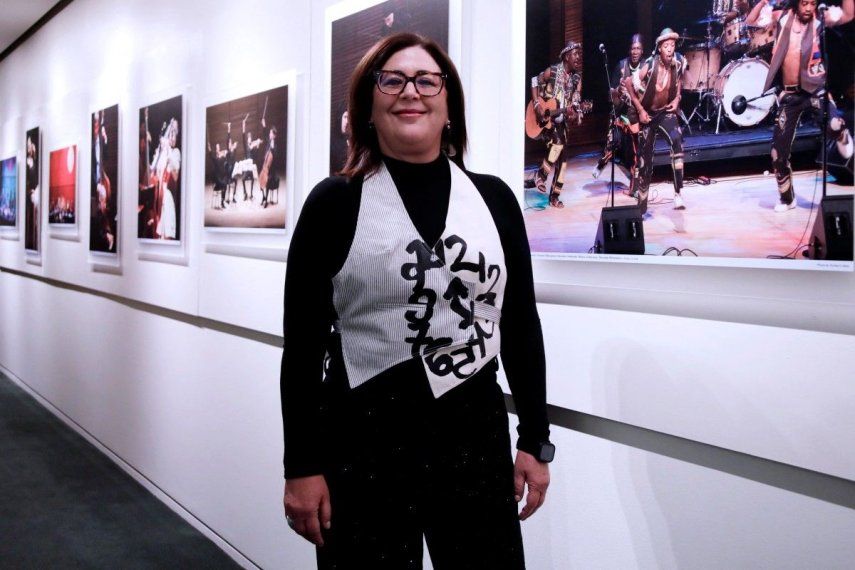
[368,120,375,129]
[445,120,451,131]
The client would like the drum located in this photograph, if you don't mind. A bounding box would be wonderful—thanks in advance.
[747,24,775,60]
[722,17,750,56]
[682,44,721,92]
[713,58,775,127]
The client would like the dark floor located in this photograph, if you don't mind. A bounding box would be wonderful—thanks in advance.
[0,371,242,569]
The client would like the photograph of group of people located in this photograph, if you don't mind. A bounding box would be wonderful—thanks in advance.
[47,145,77,226]
[204,85,288,230]
[0,157,15,228]
[523,0,854,266]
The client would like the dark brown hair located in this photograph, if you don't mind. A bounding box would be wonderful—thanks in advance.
[340,32,467,178]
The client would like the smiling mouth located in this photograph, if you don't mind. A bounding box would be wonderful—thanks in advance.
[393,110,425,116]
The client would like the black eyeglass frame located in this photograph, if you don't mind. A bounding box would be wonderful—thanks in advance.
[372,70,448,97]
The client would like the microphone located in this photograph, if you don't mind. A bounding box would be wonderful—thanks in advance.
[817,3,828,13]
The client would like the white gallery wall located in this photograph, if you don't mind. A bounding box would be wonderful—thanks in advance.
[1,0,853,569]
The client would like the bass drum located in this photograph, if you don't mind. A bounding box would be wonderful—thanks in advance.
[713,58,776,127]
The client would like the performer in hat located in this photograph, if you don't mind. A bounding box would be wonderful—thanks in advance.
[747,0,853,212]
[529,40,584,208]
[625,28,687,214]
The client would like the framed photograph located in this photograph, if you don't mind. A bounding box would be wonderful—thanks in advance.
[0,156,16,228]
[24,127,41,253]
[521,0,853,271]
[327,0,450,175]
[90,104,119,255]
[204,85,288,231]
[48,144,77,226]
[138,94,183,243]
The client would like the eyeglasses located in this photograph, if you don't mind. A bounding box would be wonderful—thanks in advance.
[373,70,447,97]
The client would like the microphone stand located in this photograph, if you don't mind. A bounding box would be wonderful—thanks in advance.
[818,7,829,200]
[601,47,617,207]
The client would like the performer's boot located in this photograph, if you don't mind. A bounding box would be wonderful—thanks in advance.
[774,178,796,212]
[534,160,552,194]
[672,153,686,210]
[549,181,565,209]
[637,188,649,215]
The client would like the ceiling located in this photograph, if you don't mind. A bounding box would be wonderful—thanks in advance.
[0,0,63,57]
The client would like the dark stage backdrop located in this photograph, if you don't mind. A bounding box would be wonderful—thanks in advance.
[329,0,448,175]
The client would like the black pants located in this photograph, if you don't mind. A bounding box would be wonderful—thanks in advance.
[772,90,843,205]
[633,111,684,214]
[317,360,525,570]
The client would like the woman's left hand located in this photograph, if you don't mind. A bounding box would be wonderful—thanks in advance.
[513,450,550,520]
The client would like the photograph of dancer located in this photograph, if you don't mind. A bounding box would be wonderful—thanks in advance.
[24,127,40,252]
[204,85,288,229]
[138,95,182,241]
[91,105,119,253]
[329,0,448,174]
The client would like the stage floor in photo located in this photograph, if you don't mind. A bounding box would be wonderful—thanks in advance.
[522,155,854,261]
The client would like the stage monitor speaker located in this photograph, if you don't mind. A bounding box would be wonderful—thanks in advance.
[594,205,645,255]
[805,195,853,261]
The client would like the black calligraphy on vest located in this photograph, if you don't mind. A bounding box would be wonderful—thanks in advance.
[400,234,502,380]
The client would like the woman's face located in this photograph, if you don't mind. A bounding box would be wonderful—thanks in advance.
[371,46,448,163]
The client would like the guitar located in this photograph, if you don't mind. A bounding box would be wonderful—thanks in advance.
[525,97,593,139]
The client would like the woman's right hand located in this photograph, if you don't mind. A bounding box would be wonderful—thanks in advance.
[283,475,332,546]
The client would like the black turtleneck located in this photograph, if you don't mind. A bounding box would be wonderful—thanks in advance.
[280,155,548,478]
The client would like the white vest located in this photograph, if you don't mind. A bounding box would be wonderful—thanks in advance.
[332,158,507,398]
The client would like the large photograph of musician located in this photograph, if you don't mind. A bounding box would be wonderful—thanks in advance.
[48,145,77,225]
[204,85,288,230]
[138,95,183,241]
[329,0,448,174]
[523,0,854,264]
[24,127,40,252]
[91,105,118,253]
[0,157,16,227]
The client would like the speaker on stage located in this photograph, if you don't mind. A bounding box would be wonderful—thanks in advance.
[594,205,645,254]
[805,195,853,261]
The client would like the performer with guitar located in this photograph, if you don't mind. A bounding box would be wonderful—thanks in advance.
[529,40,587,208]
[625,28,688,214]
[592,34,645,191]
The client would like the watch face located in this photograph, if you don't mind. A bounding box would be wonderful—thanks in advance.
[540,443,556,463]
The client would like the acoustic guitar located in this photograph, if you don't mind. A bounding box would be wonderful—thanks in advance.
[525,97,593,139]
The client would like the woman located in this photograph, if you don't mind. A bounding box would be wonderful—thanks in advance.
[281,33,553,569]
